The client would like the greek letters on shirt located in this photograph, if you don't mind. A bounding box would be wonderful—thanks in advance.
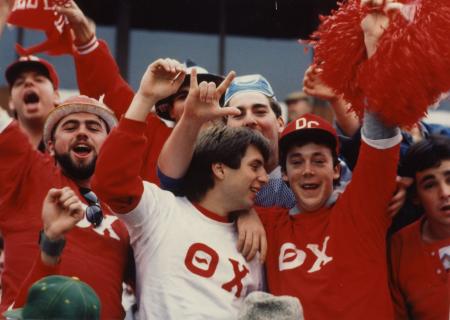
[279,236,333,273]
[184,243,250,298]
[76,205,121,241]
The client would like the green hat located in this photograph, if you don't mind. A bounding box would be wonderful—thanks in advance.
[3,275,100,320]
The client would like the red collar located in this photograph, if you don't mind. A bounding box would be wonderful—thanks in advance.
[193,203,230,223]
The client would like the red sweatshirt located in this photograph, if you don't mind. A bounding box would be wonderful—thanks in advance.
[0,122,130,319]
[260,141,400,320]
[73,39,172,184]
[390,218,450,319]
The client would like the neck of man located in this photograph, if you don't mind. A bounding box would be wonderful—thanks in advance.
[18,118,44,149]
[265,144,279,173]
[197,188,234,219]
[59,169,92,189]
[422,218,450,243]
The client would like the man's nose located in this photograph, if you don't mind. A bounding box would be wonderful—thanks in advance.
[259,171,269,184]
[243,113,257,127]
[302,162,314,176]
[439,182,450,199]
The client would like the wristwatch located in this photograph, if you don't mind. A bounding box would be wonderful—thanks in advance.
[38,230,66,257]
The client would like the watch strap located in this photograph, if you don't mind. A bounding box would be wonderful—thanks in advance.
[38,230,66,257]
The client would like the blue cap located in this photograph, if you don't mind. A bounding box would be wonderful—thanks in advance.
[224,74,277,106]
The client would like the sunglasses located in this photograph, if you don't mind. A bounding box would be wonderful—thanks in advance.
[79,188,103,227]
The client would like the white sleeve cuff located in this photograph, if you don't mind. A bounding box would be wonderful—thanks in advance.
[361,129,402,149]
[75,36,99,55]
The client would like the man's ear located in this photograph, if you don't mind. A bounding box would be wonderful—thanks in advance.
[46,139,55,157]
[282,170,289,182]
[8,97,18,119]
[8,96,15,113]
[333,162,341,181]
[277,116,285,133]
[212,163,225,180]
[53,90,61,106]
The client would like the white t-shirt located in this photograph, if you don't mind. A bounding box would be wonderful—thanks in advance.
[120,182,264,319]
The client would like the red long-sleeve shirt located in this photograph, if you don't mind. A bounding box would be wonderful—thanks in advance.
[390,218,450,319]
[0,122,130,319]
[260,140,400,320]
[73,39,172,184]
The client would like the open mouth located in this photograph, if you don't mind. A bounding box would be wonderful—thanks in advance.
[250,187,260,194]
[441,205,450,212]
[301,183,319,190]
[72,144,92,157]
[23,91,40,104]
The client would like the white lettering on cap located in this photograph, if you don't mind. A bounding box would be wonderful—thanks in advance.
[295,117,320,130]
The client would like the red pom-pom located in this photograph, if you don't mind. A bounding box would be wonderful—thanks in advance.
[358,0,450,126]
[310,0,450,127]
[310,0,367,119]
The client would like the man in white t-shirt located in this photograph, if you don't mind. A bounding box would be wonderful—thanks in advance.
[92,59,270,319]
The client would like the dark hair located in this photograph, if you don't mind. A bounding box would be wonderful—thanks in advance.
[280,130,339,172]
[279,131,340,186]
[183,125,270,202]
[268,97,282,118]
[400,134,450,178]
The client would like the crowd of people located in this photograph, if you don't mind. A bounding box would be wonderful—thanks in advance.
[0,0,449,319]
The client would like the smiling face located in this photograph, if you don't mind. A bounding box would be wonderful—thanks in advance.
[415,159,450,228]
[9,70,58,126]
[218,144,269,211]
[283,142,340,212]
[226,92,284,171]
[47,112,108,181]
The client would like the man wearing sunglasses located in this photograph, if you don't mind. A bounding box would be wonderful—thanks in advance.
[0,96,130,319]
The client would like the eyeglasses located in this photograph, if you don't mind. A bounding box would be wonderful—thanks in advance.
[79,188,103,227]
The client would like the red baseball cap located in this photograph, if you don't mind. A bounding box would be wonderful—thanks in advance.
[279,113,339,155]
[5,56,59,89]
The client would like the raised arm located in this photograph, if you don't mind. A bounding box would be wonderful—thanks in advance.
[303,65,360,136]
[91,59,186,213]
[0,109,46,211]
[157,69,239,180]
[13,187,84,308]
[58,1,135,117]
[335,0,404,246]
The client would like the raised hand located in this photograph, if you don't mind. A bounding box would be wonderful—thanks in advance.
[138,58,186,102]
[360,0,404,58]
[387,176,414,218]
[55,0,95,46]
[42,187,84,240]
[182,68,240,123]
[303,65,338,102]
[0,0,11,37]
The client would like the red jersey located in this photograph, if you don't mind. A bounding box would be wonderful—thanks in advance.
[73,39,172,184]
[390,218,450,319]
[0,122,130,319]
[260,141,400,320]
